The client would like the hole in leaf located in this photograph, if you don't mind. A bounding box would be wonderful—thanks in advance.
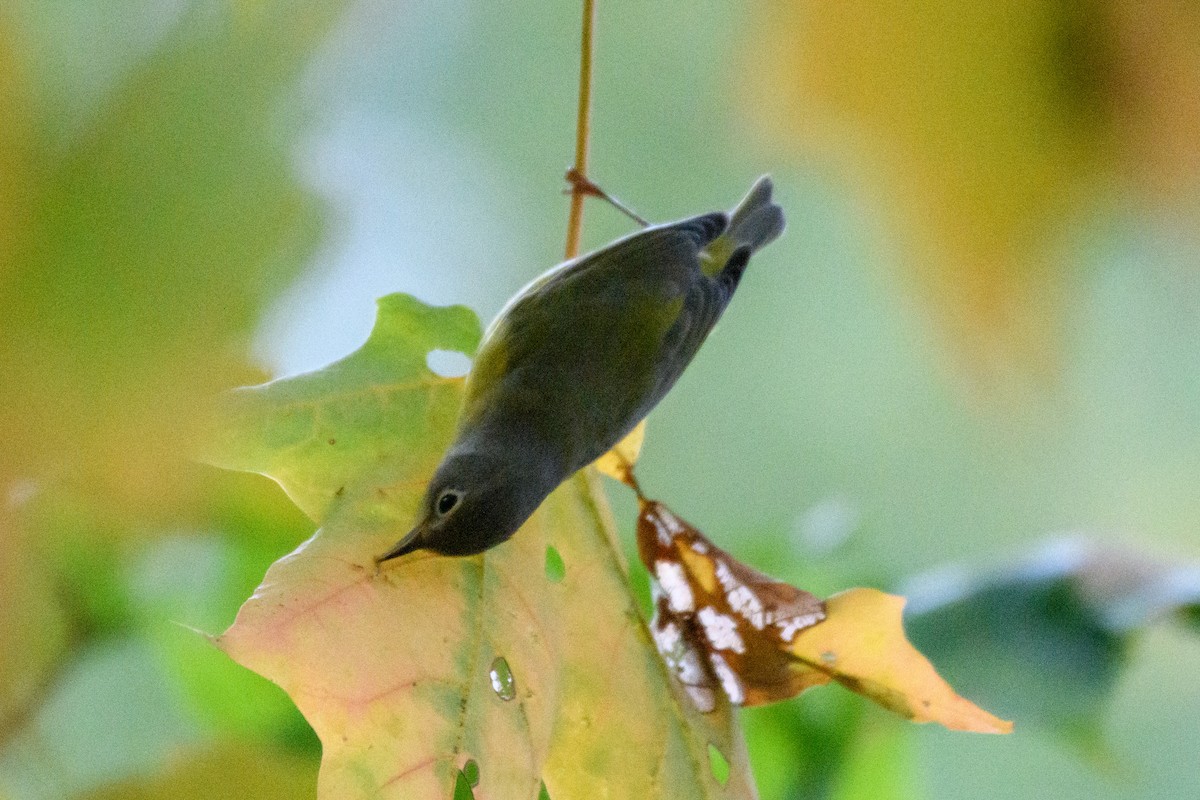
[544,545,565,582]
[462,759,480,787]
[426,349,472,378]
[452,769,475,800]
[708,743,730,786]
[538,780,552,800]
[489,656,516,701]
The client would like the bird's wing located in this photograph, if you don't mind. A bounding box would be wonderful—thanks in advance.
[651,246,750,405]
[460,214,728,459]
[653,177,784,395]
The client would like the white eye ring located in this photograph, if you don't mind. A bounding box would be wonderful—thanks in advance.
[435,489,463,517]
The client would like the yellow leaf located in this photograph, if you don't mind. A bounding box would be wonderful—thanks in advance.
[789,588,1013,734]
[593,420,646,486]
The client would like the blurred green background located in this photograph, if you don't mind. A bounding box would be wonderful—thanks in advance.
[2,1,1198,798]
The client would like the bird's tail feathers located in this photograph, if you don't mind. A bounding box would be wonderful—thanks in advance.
[677,211,730,248]
[726,176,785,253]
[697,176,784,277]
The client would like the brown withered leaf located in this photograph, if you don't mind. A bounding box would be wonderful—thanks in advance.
[638,500,827,709]
[636,499,1012,734]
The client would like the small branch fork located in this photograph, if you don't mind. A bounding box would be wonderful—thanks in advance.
[564,168,650,229]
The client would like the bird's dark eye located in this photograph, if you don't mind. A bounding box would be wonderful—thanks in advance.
[436,490,462,516]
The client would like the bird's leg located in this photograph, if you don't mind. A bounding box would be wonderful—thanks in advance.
[563,168,650,228]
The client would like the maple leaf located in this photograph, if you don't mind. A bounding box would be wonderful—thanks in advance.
[207,294,757,799]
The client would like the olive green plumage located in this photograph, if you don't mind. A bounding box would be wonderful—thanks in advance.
[379,177,785,560]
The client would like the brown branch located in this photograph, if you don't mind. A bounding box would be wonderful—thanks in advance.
[564,0,596,260]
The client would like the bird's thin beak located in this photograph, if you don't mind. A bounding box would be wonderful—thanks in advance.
[375,526,425,564]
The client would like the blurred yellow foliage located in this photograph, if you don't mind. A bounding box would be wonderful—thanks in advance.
[81,744,318,800]
[743,0,1200,373]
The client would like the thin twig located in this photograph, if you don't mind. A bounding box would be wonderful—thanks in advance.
[564,0,596,260]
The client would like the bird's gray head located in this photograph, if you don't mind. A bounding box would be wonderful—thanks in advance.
[376,448,536,561]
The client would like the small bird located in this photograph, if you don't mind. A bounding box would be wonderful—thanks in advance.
[378,177,785,560]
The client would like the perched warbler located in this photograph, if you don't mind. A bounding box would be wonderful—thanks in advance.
[378,177,785,560]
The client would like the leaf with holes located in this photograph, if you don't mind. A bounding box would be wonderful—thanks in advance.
[637,500,1011,734]
[205,293,480,525]
[210,294,757,799]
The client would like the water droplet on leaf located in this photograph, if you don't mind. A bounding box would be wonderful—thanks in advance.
[489,656,516,700]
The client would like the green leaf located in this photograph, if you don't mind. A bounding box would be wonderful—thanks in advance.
[205,294,481,524]
[0,6,348,785]
[214,296,756,799]
[904,539,1200,745]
